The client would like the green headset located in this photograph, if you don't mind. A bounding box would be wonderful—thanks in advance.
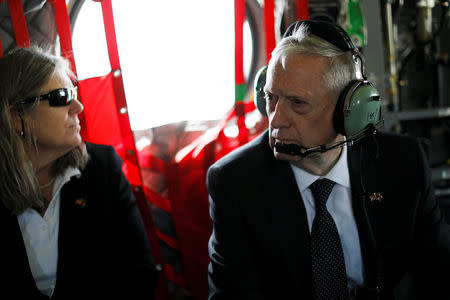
[254,20,381,138]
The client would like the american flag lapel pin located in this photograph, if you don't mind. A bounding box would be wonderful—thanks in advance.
[369,192,383,203]
[75,198,87,208]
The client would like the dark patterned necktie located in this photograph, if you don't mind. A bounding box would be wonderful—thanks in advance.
[310,178,349,300]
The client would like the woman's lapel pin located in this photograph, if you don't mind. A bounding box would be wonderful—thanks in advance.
[75,198,87,208]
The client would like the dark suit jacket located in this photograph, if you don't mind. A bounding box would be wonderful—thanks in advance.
[0,143,157,299]
[207,130,450,300]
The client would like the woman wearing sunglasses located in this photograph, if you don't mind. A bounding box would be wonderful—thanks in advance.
[0,47,157,299]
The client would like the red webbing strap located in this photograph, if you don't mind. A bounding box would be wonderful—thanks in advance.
[100,0,138,181]
[155,228,180,251]
[98,6,168,295]
[144,186,172,214]
[133,188,169,300]
[111,70,141,178]
[101,0,120,70]
[165,264,187,286]
[263,0,275,63]
[296,0,310,20]
[51,0,77,76]
[7,0,30,47]
[49,0,87,140]
[0,6,3,57]
[234,0,248,144]
[139,153,167,174]
[0,30,3,57]
[234,0,245,88]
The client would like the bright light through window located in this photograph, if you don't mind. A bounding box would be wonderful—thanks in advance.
[72,1,235,130]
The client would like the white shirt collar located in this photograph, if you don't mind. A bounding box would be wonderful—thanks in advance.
[52,167,81,196]
[44,167,81,220]
[289,143,350,192]
[17,166,81,297]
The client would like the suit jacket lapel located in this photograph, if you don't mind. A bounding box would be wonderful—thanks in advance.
[0,204,42,296]
[54,174,92,297]
[348,141,379,289]
[270,157,313,293]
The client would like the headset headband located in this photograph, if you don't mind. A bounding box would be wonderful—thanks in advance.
[283,20,355,51]
[283,20,366,79]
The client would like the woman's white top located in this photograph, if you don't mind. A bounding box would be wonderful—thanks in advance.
[17,167,80,297]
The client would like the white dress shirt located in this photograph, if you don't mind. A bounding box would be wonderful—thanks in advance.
[17,167,81,297]
[289,144,365,289]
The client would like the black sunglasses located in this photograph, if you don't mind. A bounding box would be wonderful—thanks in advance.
[19,87,77,107]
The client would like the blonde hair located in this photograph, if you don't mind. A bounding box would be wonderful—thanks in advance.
[0,46,88,215]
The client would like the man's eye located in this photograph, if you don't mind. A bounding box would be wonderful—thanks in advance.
[291,98,305,105]
[265,94,275,101]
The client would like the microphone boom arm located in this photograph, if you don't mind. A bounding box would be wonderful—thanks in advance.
[274,124,379,158]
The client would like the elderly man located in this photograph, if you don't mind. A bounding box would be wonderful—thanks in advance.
[207,20,450,300]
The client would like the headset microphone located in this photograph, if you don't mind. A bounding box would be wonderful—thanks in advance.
[274,123,380,158]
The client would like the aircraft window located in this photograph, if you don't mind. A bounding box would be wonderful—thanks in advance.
[72,1,258,131]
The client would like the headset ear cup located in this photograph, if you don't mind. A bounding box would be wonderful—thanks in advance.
[334,80,360,136]
[254,66,268,117]
[335,80,382,137]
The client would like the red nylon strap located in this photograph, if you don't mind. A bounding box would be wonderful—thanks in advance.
[134,188,166,261]
[100,0,139,184]
[234,0,245,86]
[50,0,87,139]
[133,187,169,300]
[97,7,161,284]
[0,0,2,56]
[101,0,120,70]
[296,0,310,20]
[0,32,3,57]
[0,5,3,57]
[51,0,77,76]
[7,0,30,47]
[164,263,187,286]
[155,228,180,251]
[263,0,275,63]
[111,71,141,181]
[139,153,167,174]
[143,186,172,214]
[234,0,248,144]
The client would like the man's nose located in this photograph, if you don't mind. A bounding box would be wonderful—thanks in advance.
[269,99,290,128]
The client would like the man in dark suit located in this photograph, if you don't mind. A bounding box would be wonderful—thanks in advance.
[207,20,450,300]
